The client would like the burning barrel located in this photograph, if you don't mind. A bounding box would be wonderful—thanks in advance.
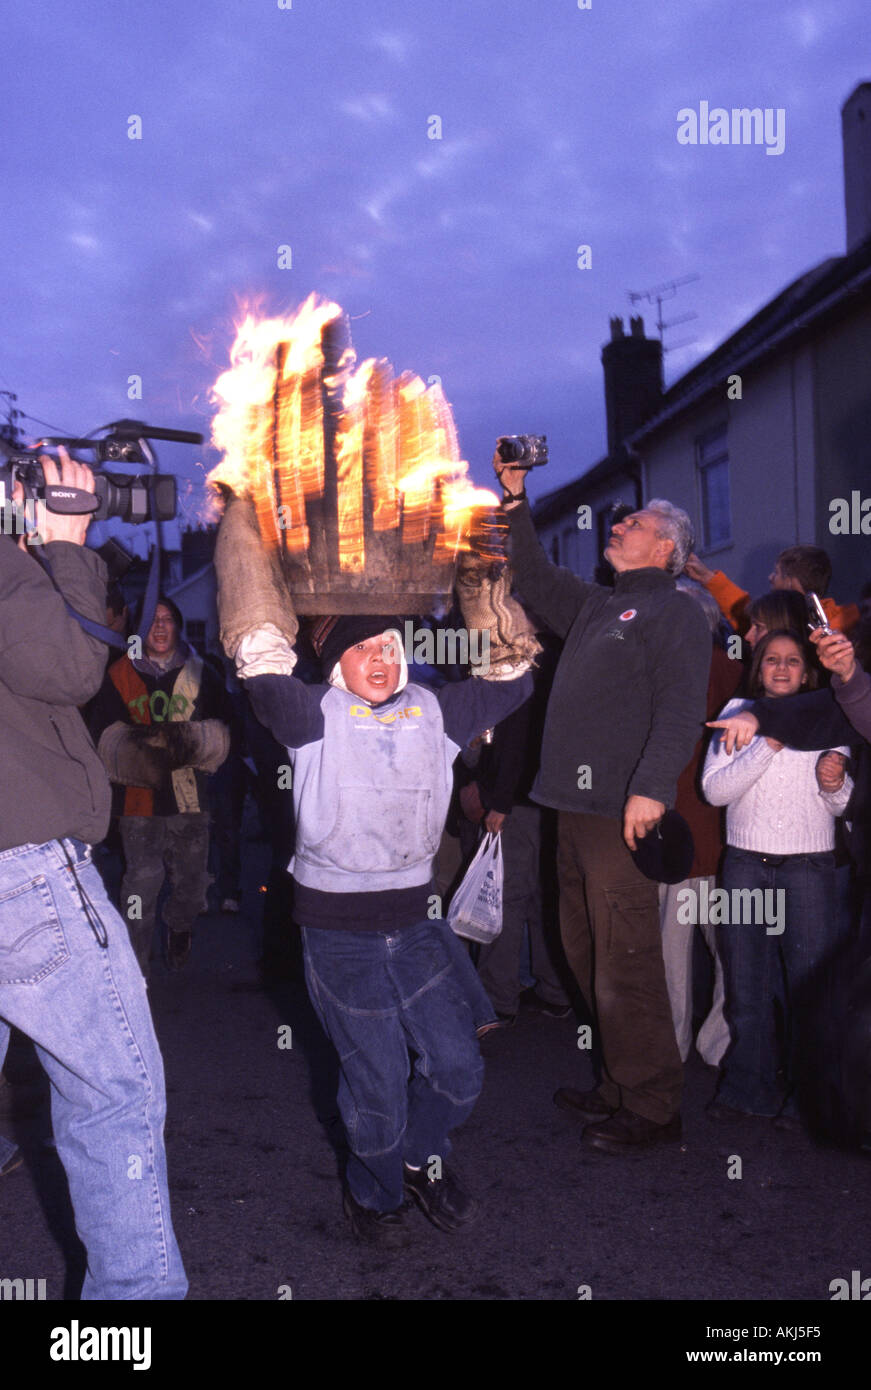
[208,296,502,615]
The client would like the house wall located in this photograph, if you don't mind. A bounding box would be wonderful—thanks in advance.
[535,472,639,579]
[637,344,818,600]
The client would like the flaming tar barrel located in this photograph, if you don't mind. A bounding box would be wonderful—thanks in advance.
[208,295,501,615]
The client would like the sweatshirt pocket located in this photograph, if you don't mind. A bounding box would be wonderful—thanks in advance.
[308,786,437,875]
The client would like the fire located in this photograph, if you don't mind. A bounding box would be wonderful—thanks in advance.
[207,295,501,614]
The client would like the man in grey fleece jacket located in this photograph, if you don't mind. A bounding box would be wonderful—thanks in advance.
[496,458,710,1152]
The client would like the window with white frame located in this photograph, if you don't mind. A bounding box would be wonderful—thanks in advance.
[696,424,731,550]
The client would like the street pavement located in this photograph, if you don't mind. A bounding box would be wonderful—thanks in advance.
[2,839,870,1306]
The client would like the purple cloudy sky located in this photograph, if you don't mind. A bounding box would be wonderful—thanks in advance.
[3,0,870,554]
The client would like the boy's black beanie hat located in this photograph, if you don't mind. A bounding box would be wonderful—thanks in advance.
[313,615,403,677]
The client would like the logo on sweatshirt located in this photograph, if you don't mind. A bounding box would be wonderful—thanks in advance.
[349,704,422,725]
[618,609,637,622]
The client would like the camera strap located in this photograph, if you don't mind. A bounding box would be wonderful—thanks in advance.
[35,538,162,652]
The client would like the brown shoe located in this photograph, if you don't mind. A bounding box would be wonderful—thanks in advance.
[553,1086,616,1123]
[582,1107,682,1153]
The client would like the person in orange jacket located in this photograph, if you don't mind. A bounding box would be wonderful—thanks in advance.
[684,544,859,636]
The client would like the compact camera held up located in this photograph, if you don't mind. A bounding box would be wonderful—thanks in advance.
[494,434,548,469]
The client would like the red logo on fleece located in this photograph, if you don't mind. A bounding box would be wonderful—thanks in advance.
[618,609,637,622]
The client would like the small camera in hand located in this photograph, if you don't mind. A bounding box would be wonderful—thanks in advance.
[495,434,548,469]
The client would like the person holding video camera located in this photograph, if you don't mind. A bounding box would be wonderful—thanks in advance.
[0,450,187,1299]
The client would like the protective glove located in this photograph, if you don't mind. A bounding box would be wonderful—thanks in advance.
[97,720,230,786]
[455,554,541,678]
[215,493,299,660]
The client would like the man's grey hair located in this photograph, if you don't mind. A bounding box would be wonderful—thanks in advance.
[646,499,694,575]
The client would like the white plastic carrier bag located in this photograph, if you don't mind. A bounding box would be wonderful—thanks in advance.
[447,831,504,944]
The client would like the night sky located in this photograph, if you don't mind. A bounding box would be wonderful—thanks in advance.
[3,0,869,554]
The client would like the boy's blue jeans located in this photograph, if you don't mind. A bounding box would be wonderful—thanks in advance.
[301,919,485,1212]
[0,838,187,1299]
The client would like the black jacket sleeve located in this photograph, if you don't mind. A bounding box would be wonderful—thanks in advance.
[753,689,856,750]
[504,501,597,640]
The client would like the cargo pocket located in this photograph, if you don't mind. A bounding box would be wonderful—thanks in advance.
[0,875,70,985]
[602,883,660,959]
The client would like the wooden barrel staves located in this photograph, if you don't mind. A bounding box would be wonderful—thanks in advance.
[209,298,505,616]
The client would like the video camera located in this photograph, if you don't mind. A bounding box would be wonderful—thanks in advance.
[0,419,203,526]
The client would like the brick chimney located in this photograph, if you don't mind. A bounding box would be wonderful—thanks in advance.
[601,315,663,455]
[842,81,871,253]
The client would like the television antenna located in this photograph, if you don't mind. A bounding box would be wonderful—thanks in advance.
[628,274,700,353]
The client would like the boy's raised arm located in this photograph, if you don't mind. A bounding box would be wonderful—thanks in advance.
[215,495,324,749]
[438,669,533,751]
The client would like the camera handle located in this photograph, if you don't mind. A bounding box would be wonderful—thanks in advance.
[43,484,101,515]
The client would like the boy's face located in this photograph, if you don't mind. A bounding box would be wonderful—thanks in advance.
[145,603,179,661]
[338,632,401,704]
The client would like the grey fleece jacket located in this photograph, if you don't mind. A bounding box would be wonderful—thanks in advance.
[505,499,711,818]
[0,536,111,849]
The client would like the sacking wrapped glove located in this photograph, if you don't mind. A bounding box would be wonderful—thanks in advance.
[215,493,299,660]
[455,554,541,679]
[98,720,230,787]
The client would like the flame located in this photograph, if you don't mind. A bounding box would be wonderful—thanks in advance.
[207,295,503,597]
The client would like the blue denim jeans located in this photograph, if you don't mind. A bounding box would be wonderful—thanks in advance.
[716,847,836,1117]
[301,919,485,1212]
[0,838,187,1299]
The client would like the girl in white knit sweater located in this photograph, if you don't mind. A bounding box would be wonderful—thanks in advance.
[701,629,852,1123]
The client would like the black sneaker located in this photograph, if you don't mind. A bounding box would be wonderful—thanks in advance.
[343,1188,409,1247]
[403,1162,479,1232]
[521,990,573,1020]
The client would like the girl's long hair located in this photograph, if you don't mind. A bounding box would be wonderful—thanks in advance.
[748,628,818,698]
[746,589,808,641]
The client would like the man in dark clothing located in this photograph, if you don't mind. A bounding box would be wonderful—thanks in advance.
[495,458,710,1152]
[0,451,186,1297]
[89,597,230,974]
